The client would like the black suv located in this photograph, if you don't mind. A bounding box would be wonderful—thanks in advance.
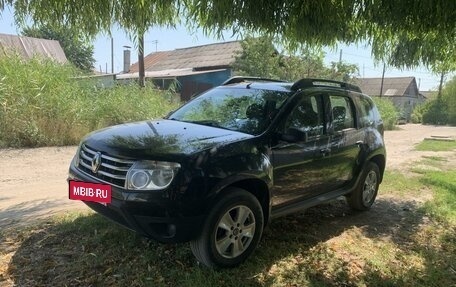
[68,77,386,268]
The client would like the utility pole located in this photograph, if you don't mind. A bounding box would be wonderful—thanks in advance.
[111,37,114,74]
[151,40,158,52]
[339,49,342,63]
[379,63,386,97]
[138,33,145,87]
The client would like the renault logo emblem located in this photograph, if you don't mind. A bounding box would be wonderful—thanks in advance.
[91,152,102,173]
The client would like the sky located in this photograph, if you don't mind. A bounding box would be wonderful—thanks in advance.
[0,5,448,91]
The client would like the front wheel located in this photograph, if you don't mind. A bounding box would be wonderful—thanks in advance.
[348,161,380,211]
[190,188,264,268]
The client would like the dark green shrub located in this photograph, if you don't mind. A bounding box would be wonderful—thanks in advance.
[422,98,448,125]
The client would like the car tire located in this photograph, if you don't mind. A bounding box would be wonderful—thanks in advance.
[348,161,380,211]
[190,187,264,268]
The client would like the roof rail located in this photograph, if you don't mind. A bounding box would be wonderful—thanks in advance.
[291,78,362,93]
[222,76,286,86]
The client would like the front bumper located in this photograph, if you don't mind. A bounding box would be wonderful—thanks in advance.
[68,164,205,243]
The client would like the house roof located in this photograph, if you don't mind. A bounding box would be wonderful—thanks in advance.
[116,68,228,80]
[129,41,242,73]
[420,90,437,100]
[129,51,171,73]
[355,77,416,96]
[0,33,67,63]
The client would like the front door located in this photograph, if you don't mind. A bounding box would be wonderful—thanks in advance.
[271,93,330,207]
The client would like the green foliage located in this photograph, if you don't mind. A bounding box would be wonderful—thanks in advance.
[184,0,456,70]
[232,36,282,79]
[2,1,456,70]
[410,103,427,123]
[415,101,449,127]
[422,98,449,125]
[0,55,178,148]
[371,97,398,130]
[411,76,456,126]
[233,36,359,82]
[441,76,456,125]
[22,25,95,72]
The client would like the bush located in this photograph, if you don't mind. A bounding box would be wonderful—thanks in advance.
[371,97,398,130]
[441,76,456,126]
[0,55,179,148]
[412,76,456,126]
[422,98,449,125]
[411,103,426,123]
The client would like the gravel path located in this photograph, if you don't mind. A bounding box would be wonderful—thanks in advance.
[1,124,455,228]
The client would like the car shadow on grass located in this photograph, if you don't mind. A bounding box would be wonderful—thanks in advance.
[5,197,456,287]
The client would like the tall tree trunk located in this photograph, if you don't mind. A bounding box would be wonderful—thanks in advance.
[379,63,386,97]
[138,33,145,87]
[437,71,445,99]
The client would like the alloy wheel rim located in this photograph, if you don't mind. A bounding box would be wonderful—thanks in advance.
[362,170,378,205]
[215,205,256,259]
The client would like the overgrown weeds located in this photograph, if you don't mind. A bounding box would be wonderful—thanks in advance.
[0,55,179,148]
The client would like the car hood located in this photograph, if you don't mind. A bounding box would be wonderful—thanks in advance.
[83,119,254,159]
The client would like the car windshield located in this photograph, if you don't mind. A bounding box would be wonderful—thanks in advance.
[168,87,290,135]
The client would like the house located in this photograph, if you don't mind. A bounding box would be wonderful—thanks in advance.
[118,41,242,100]
[420,90,438,101]
[0,33,67,63]
[355,77,426,121]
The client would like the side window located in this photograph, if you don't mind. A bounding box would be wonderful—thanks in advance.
[357,95,375,127]
[284,95,324,138]
[329,95,355,131]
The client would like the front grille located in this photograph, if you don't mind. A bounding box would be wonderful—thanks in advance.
[78,144,134,188]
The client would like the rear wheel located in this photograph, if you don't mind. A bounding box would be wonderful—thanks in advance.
[348,162,380,211]
[190,188,264,268]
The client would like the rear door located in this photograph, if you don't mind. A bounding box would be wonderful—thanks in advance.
[324,92,364,190]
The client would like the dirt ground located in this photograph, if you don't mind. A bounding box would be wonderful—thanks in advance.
[0,124,455,229]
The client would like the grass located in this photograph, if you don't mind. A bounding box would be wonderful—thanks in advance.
[415,139,456,152]
[2,153,456,286]
[1,136,456,287]
[420,170,456,224]
[0,55,179,148]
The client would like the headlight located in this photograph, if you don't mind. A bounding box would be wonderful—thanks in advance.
[126,161,180,190]
[72,144,82,167]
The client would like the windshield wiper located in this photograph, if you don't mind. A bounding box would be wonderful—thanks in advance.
[183,120,222,128]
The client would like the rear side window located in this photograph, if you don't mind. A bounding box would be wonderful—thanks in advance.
[329,95,355,131]
[356,95,379,127]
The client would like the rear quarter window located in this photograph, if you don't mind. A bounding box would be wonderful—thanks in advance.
[355,94,379,127]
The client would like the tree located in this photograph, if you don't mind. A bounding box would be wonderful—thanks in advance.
[184,0,456,70]
[232,37,359,82]
[22,25,95,72]
[232,36,281,79]
[1,0,455,73]
[324,62,359,83]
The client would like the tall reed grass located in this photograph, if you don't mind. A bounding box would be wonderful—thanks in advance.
[0,55,179,147]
